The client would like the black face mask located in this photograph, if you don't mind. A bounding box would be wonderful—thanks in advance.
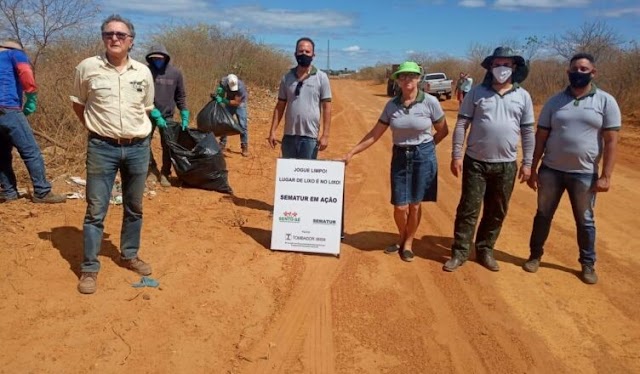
[568,71,592,88]
[295,54,313,67]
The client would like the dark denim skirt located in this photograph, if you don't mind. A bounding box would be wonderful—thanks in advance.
[390,141,438,205]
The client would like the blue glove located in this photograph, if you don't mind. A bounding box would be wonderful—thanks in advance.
[23,92,37,116]
[149,108,167,128]
[180,109,190,131]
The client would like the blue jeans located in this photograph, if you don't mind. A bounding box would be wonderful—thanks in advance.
[390,142,437,205]
[0,109,51,199]
[82,136,150,272]
[529,165,597,265]
[281,135,318,159]
[219,104,248,147]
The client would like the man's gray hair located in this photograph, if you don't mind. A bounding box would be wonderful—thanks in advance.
[101,14,136,38]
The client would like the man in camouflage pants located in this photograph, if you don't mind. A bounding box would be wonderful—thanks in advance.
[444,47,535,272]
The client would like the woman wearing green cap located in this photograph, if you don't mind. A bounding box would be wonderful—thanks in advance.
[343,61,449,262]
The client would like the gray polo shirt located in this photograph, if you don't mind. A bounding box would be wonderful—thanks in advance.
[379,90,445,146]
[277,66,331,138]
[457,83,535,163]
[539,85,621,174]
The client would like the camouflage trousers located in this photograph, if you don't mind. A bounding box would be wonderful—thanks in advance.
[451,155,517,260]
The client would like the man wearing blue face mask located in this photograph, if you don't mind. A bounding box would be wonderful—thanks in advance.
[444,46,535,272]
[523,53,621,285]
[145,44,189,187]
[268,37,332,159]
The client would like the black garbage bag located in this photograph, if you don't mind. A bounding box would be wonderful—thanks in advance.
[162,122,233,194]
[196,99,243,136]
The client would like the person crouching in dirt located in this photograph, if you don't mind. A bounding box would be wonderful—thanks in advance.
[0,40,66,204]
[213,74,249,157]
[523,53,621,285]
[443,47,534,273]
[342,61,449,262]
[145,44,189,187]
[71,14,155,294]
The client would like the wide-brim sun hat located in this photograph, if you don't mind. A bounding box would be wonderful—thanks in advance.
[392,61,422,79]
[481,46,525,69]
[0,40,23,50]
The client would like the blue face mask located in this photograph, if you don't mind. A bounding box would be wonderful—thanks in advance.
[152,59,165,70]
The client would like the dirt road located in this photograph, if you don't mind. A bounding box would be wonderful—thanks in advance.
[1,80,639,373]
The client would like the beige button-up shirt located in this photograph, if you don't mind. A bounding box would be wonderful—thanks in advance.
[70,54,155,139]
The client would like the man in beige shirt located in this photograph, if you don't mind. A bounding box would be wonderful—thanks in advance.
[70,14,162,294]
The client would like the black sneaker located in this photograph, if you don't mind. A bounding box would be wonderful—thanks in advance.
[523,258,541,273]
[383,244,400,254]
[580,264,598,285]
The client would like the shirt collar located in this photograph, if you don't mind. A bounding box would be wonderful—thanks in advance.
[100,54,135,71]
[564,83,597,100]
[392,89,426,107]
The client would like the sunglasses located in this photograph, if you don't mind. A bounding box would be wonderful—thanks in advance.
[101,31,132,41]
[491,63,514,68]
[398,73,419,80]
[295,81,304,96]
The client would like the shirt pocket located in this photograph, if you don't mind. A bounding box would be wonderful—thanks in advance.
[89,76,114,103]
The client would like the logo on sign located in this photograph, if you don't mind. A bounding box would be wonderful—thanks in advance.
[313,218,336,225]
[279,211,300,223]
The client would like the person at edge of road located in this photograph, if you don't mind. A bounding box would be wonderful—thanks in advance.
[443,46,535,273]
[455,72,471,102]
[268,37,332,159]
[0,39,66,204]
[70,14,158,294]
[523,53,621,285]
[213,73,249,157]
[458,72,473,102]
[343,61,449,262]
[145,44,189,187]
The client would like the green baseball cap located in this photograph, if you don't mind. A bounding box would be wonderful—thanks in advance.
[392,61,421,79]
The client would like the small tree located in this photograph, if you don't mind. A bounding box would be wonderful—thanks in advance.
[549,20,623,62]
[0,0,100,66]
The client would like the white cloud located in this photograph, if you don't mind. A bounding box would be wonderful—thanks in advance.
[342,45,361,52]
[602,7,640,17]
[405,50,415,54]
[494,0,590,9]
[109,2,354,31]
[459,0,487,7]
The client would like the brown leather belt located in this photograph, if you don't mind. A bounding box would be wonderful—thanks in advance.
[89,132,147,146]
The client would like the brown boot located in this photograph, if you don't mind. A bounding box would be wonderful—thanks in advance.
[121,257,152,276]
[77,272,98,294]
[241,144,249,157]
[32,191,66,204]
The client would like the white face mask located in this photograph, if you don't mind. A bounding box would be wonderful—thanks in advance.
[492,66,513,84]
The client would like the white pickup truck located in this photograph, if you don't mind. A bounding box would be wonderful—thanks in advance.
[420,73,453,100]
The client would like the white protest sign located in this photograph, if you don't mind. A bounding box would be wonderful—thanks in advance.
[271,158,345,256]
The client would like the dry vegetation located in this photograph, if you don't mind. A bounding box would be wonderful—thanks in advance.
[355,22,640,124]
[14,24,291,180]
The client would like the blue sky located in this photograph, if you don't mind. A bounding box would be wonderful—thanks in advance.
[102,0,640,70]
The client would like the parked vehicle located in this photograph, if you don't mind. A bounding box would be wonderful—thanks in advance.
[420,73,453,100]
[386,64,400,97]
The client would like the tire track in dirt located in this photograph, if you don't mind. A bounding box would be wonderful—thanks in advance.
[239,102,349,374]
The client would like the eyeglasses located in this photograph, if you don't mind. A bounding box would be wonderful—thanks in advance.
[397,73,420,80]
[491,63,513,68]
[295,81,304,96]
[101,31,132,41]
